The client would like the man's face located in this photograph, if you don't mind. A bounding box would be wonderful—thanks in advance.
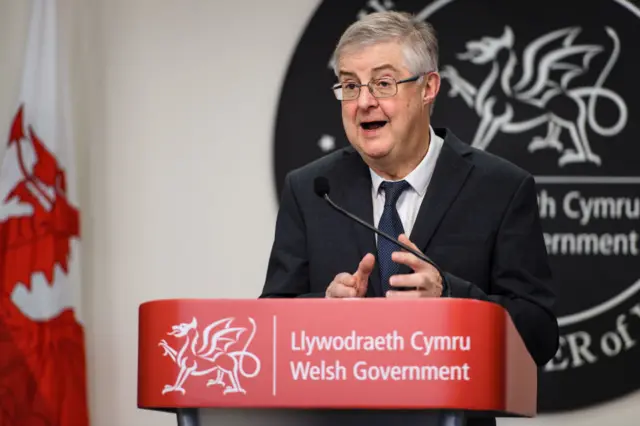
[337,41,433,167]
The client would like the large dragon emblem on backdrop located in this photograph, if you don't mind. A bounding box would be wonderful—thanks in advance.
[440,25,627,166]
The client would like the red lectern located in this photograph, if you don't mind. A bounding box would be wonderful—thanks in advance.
[138,298,537,426]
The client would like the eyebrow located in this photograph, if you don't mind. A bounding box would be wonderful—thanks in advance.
[338,70,358,79]
[372,64,400,73]
[338,64,401,79]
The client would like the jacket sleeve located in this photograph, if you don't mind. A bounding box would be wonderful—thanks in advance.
[445,174,559,366]
[260,172,325,298]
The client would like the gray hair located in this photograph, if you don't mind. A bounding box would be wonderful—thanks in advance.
[331,11,439,77]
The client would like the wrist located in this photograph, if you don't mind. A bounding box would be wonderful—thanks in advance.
[440,273,450,297]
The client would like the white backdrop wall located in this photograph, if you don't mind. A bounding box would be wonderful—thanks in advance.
[0,1,638,425]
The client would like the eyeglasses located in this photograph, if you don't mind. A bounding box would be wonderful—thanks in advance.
[331,74,423,101]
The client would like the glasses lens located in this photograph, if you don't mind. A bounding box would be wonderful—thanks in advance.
[372,78,396,98]
[341,83,360,100]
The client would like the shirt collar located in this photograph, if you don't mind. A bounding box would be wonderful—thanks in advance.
[370,125,443,198]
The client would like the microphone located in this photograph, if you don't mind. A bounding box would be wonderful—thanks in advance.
[314,176,449,295]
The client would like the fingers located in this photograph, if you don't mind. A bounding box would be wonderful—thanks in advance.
[326,253,375,298]
[387,284,441,298]
[389,272,423,289]
[326,271,359,298]
[388,237,443,298]
[391,251,425,272]
[392,234,427,272]
[335,272,356,288]
[387,266,443,298]
[388,269,438,296]
[386,290,432,298]
[326,283,357,298]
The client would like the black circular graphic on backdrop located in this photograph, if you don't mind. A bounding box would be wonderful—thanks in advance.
[273,0,640,412]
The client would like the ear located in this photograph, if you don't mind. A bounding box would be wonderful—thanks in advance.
[422,72,441,108]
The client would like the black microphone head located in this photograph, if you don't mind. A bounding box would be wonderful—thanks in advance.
[314,177,330,198]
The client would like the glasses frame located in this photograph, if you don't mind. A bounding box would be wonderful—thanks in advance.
[331,74,424,101]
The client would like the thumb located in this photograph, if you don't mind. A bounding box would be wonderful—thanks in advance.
[354,253,375,292]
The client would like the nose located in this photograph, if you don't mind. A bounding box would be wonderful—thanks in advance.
[357,85,379,110]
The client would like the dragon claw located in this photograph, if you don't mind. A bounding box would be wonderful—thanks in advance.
[162,385,185,395]
[529,136,563,152]
[223,386,246,395]
[558,150,602,167]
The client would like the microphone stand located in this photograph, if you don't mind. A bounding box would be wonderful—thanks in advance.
[320,192,450,296]
[176,408,200,426]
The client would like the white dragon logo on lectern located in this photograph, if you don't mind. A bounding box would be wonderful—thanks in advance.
[158,316,261,395]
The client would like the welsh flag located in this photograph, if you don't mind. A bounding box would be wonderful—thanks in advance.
[0,0,90,424]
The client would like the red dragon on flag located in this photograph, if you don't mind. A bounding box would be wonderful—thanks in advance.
[0,104,89,425]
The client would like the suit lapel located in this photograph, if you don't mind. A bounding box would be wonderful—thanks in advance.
[400,131,474,274]
[330,149,382,297]
[328,129,474,292]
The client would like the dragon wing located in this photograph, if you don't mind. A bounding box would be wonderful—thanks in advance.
[513,27,602,102]
[197,317,234,354]
[4,106,57,209]
[198,327,245,359]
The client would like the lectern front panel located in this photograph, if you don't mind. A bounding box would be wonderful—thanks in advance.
[138,299,538,424]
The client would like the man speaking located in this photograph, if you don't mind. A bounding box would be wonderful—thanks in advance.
[260,11,559,422]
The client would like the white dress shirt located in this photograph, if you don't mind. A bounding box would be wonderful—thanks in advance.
[370,126,444,240]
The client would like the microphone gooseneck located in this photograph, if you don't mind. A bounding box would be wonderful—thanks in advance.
[313,176,450,295]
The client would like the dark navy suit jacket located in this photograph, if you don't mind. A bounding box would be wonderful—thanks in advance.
[260,128,559,425]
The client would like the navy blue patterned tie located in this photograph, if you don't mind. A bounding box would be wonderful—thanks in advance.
[377,180,411,294]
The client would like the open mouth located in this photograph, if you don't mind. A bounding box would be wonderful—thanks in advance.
[360,120,388,130]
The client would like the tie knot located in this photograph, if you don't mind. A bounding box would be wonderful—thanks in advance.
[380,180,410,207]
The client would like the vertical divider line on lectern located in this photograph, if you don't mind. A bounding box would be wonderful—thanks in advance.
[273,315,277,396]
